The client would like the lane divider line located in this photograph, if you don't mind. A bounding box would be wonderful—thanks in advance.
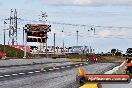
[55,68,60,70]
[66,66,71,68]
[61,67,65,68]
[49,69,53,71]
[4,75,11,77]
[0,76,4,78]
[12,74,18,76]
[19,73,25,75]
[0,64,87,78]
[28,72,34,74]
[80,64,83,66]
[35,71,40,73]
[75,65,79,67]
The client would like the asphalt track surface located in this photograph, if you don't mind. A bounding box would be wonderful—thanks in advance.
[0,62,120,88]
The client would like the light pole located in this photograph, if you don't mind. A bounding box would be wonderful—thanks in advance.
[3,21,7,54]
[76,30,79,46]
[54,33,56,55]
[23,28,24,46]
[87,27,95,54]
[23,28,27,58]
[62,30,64,55]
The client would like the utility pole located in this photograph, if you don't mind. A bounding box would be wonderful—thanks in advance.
[54,33,56,55]
[63,40,64,55]
[76,30,79,46]
[90,46,91,53]
[62,30,64,55]
[46,39,47,57]
[3,21,7,53]
[23,28,24,45]
[23,29,27,58]
[6,9,19,45]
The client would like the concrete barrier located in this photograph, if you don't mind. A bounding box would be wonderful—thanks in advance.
[105,61,127,74]
[0,58,67,67]
[81,61,127,88]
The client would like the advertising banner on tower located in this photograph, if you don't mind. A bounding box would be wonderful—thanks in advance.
[11,45,30,53]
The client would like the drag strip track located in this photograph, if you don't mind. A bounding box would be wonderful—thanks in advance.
[0,63,120,88]
[0,62,89,81]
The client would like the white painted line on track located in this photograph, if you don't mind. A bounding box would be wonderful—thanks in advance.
[61,67,65,68]
[80,64,83,66]
[49,69,53,71]
[66,66,71,67]
[55,68,60,70]
[12,74,18,76]
[19,73,25,75]
[75,65,78,67]
[28,72,34,74]
[35,71,40,73]
[4,75,11,77]
[0,76,4,78]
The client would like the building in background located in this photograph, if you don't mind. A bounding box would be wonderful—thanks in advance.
[29,45,93,54]
[71,46,90,54]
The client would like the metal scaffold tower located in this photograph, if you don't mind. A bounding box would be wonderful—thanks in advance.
[6,9,18,45]
[39,11,48,55]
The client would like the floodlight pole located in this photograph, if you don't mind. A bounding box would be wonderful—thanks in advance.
[62,30,64,55]
[23,28,24,45]
[23,29,27,58]
[76,30,79,46]
[54,33,56,55]
[46,38,48,58]
[3,21,6,54]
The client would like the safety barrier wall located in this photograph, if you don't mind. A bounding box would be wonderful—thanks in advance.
[0,58,67,67]
[105,61,127,74]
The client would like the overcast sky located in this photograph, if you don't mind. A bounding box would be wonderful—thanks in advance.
[0,0,132,53]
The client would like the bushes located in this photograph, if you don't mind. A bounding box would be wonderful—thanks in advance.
[115,52,122,56]
[0,45,32,58]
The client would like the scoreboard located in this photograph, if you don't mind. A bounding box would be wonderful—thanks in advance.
[27,38,47,42]
[25,24,51,32]
[24,24,51,43]
[27,31,47,37]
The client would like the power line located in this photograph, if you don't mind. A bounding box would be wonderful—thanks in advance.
[16,19,132,30]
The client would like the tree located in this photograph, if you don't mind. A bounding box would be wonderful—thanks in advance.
[115,52,122,56]
[111,49,116,56]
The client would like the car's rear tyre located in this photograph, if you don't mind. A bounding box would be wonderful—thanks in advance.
[76,75,86,86]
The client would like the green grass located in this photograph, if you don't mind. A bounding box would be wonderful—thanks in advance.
[67,54,90,62]
[67,58,82,62]
[98,56,125,63]
[67,54,125,63]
